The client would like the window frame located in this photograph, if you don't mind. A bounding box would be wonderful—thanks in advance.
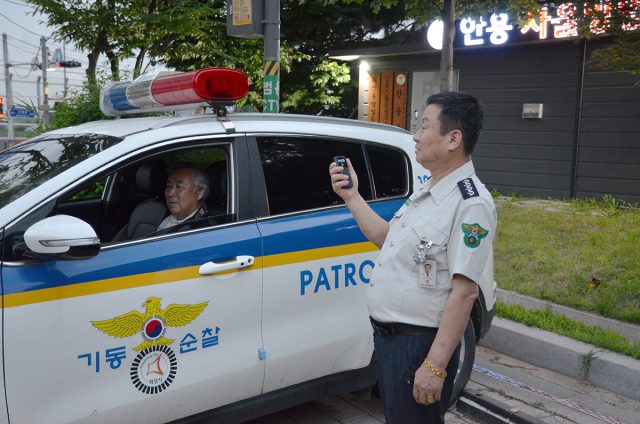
[246,133,412,222]
[364,141,412,202]
[2,133,255,264]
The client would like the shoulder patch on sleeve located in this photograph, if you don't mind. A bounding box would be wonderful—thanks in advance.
[457,178,479,200]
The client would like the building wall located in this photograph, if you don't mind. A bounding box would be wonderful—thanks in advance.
[577,41,640,203]
[361,39,640,203]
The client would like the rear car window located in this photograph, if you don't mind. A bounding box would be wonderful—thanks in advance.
[367,144,409,199]
[257,137,372,215]
[0,134,123,209]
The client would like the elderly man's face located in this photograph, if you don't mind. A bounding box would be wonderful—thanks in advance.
[165,168,204,220]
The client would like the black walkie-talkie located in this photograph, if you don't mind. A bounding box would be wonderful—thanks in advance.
[333,156,353,188]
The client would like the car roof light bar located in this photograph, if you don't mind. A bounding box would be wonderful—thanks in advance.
[99,67,250,117]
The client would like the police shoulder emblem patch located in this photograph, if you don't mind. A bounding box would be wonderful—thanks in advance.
[457,178,479,200]
[462,223,489,248]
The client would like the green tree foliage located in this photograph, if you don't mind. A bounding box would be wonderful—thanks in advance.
[25,0,219,81]
[27,72,116,137]
[159,0,413,116]
[343,0,540,91]
[572,1,640,85]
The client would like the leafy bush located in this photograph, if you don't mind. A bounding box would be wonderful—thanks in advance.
[28,72,117,138]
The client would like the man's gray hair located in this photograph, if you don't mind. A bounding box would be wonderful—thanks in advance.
[171,163,209,200]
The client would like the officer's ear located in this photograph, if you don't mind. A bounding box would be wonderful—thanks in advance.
[446,129,463,152]
[196,188,205,201]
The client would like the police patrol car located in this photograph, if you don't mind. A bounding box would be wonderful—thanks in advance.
[0,68,496,424]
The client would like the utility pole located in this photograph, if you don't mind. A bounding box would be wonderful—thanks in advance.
[263,0,280,113]
[40,37,48,125]
[226,0,280,113]
[3,32,15,145]
[63,42,67,95]
[37,76,42,121]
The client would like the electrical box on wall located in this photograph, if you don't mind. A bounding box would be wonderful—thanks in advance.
[226,0,264,39]
[522,103,543,119]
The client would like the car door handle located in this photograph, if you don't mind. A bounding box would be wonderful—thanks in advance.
[198,256,255,275]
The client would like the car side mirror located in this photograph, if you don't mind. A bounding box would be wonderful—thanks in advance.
[24,215,101,260]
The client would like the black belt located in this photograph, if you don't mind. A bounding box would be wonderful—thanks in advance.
[370,317,438,337]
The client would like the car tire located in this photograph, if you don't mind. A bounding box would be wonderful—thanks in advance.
[448,317,476,408]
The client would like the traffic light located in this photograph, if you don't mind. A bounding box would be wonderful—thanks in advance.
[57,60,82,68]
[0,97,4,119]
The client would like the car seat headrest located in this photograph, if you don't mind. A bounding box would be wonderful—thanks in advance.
[204,161,227,210]
[136,160,168,197]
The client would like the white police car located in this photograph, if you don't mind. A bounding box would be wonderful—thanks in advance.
[0,68,495,424]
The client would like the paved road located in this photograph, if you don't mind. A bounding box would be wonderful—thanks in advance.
[240,391,479,424]
[241,345,640,424]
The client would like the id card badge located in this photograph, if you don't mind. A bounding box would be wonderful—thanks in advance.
[419,259,437,289]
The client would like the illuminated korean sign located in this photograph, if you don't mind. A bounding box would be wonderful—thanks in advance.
[427,2,639,50]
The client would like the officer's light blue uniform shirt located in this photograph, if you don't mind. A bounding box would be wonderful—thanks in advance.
[367,160,497,328]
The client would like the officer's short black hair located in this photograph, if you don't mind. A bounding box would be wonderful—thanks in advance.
[426,91,484,155]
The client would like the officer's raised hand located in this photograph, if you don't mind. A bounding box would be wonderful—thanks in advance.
[329,157,359,201]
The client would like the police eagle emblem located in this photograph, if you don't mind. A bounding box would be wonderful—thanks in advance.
[91,297,208,351]
[461,223,488,248]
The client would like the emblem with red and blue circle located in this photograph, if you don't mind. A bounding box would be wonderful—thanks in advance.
[142,316,167,342]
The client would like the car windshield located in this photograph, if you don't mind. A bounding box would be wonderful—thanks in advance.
[0,134,123,210]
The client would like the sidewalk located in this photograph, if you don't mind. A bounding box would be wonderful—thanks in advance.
[460,347,640,424]
[480,317,640,402]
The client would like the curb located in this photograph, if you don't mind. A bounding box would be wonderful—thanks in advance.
[496,288,640,344]
[457,390,545,424]
[478,317,640,402]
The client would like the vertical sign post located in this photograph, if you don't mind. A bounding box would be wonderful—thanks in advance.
[226,0,279,113]
[263,0,280,113]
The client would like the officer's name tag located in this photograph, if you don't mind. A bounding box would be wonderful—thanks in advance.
[419,260,437,289]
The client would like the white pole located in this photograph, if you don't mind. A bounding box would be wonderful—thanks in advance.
[37,76,42,120]
[3,33,15,145]
[41,37,48,126]
[63,42,67,96]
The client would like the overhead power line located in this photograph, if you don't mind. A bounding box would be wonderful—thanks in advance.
[6,41,35,55]
[6,35,40,49]
[0,12,44,37]
[1,0,31,7]
[7,35,88,64]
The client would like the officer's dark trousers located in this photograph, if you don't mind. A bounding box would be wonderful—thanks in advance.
[374,333,460,424]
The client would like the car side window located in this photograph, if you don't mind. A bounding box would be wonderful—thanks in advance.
[103,146,232,243]
[366,144,409,199]
[256,137,372,216]
[51,145,231,245]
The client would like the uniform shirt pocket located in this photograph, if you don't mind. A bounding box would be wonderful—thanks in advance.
[401,218,448,267]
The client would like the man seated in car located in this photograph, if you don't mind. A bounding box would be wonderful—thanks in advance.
[157,164,210,230]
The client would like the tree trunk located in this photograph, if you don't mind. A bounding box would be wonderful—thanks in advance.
[86,52,98,85]
[134,0,157,79]
[105,50,119,80]
[134,46,147,79]
[440,0,455,92]
[86,28,110,92]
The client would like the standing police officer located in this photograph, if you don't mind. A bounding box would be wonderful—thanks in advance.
[330,91,497,424]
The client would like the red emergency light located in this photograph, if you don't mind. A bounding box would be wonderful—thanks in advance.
[100,68,250,116]
[152,68,249,105]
